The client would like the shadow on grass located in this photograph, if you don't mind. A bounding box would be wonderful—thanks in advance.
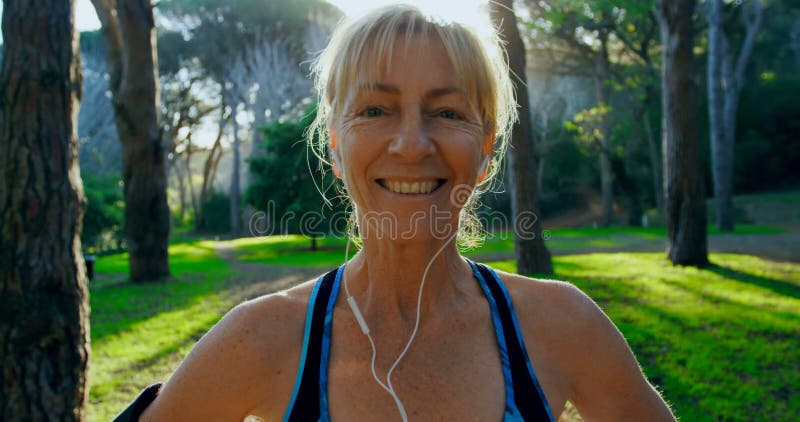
[706,262,800,300]
[91,272,231,343]
[546,253,799,421]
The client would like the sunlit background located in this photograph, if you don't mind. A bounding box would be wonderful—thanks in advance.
[22,0,492,32]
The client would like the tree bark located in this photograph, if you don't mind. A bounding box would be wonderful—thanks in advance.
[229,101,242,235]
[91,0,170,281]
[706,0,762,232]
[643,111,664,211]
[656,0,709,267]
[491,0,553,275]
[0,0,90,418]
[593,36,615,226]
[196,108,228,230]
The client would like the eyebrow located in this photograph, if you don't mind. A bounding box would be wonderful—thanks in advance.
[357,83,400,95]
[356,83,467,99]
[424,86,467,100]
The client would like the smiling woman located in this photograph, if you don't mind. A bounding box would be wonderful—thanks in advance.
[308,6,515,249]
[118,5,676,422]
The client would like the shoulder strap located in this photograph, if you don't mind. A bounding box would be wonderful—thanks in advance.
[473,263,554,422]
[112,383,162,422]
[284,266,340,422]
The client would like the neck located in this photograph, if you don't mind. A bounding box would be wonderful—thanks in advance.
[342,232,473,329]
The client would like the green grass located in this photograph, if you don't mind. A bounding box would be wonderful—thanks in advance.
[94,240,229,275]
[88,241,235,421]
[490,253,800,421]
[230,234,356,267]
[228,225,783,268]
[88,227,799,421]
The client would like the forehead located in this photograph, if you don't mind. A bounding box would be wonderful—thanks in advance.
[353,35,458,92]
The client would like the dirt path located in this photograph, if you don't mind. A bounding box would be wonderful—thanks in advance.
[214,242,323,300]
[707,230,800,262]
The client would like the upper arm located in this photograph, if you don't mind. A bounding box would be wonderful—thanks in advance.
[138,294,304,421]
[556,283,675,421]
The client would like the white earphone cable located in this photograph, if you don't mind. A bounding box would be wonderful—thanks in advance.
[341,227,459,422]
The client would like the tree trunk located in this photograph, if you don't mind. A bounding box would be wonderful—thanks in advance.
[593,39,614,226]
[491,0,553,275]
[92,0,170,281]
[0,0,90,418]
[643,112,664,211]
[176,158,187,224]
[657,0,709,267]
[707,0,734,231]
[230,102,241,236]
[196,109,227,230]
[707,0,762,232]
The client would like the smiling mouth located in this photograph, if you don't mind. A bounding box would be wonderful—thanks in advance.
[376,178,447,195]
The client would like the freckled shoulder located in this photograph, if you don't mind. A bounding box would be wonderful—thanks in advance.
[492,269,675,421]
[491,268,617,367]
[229,278,321,413]
[489,268,599,333]
[139,277,321,420]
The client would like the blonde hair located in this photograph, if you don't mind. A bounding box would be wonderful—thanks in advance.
[308,4,516,249]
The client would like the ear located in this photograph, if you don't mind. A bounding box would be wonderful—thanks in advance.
[328,129,343,179]
[482,133,494,156]
[328,126,338,149]
[477,134,494,184]
[477,155,490,184]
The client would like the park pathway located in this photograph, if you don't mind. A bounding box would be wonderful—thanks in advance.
[213,242,322,301]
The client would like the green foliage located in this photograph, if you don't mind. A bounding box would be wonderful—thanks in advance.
[736,75,800,192]
[82,173,124,253]
[200,190,231,234]
[246,107,345,242]
[567,103,613,148]
[158,0,339,79]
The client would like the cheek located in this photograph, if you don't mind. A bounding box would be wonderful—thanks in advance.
[431,128,484,174]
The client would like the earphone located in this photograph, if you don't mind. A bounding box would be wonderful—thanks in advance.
[341,227,459,422]
[477,155,490,183]
[331,132,475,420]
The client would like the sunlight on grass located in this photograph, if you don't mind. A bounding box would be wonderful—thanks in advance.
[489,253,800,421]
[232,234,355,267]
[89,233,798,421]
[94,240,230,276]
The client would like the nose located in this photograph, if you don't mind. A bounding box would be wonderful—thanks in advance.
[387,112,435,161]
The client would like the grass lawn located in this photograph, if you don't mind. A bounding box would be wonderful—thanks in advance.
[88,233,799,421]
[229,224,783,265]
[88,240,237,421]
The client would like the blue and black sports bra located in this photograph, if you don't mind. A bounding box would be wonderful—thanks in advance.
[283,261,555,422]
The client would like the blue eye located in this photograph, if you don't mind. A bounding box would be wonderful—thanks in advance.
[439,110,457,119]
[365,107,383,117]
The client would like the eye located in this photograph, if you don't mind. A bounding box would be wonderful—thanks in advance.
[364,107,384,117]
[438,109,458,120]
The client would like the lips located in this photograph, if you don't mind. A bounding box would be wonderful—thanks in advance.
[376,178,447,194]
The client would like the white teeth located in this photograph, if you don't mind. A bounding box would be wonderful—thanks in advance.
[381,179,440,194]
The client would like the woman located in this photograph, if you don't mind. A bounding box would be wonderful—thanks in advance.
[126,5,675,421]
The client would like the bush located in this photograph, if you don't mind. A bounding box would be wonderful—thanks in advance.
[736,75,800,192]
[246,106,345,245]
[82,174,124,253]
[200,190,231,234]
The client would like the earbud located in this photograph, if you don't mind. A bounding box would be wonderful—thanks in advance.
[477,155,490,184]
[329,130,344,179]
[331,152,343,179]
